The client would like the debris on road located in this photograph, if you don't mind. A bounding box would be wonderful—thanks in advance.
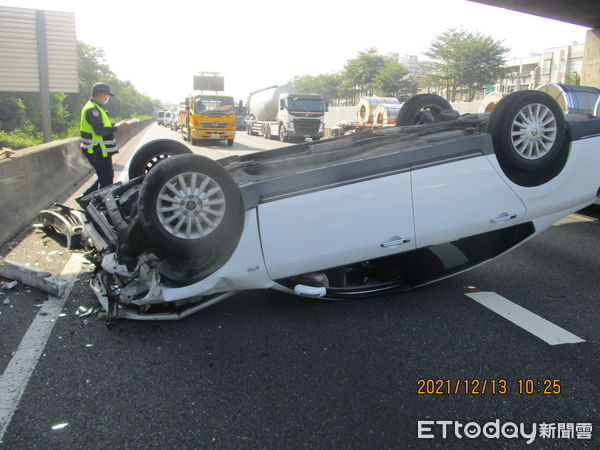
[0,147,16,159]
[1,280,18,290]
[2,298,10,305]
[0,257,67,297]
[76,305,99,318]
[37,204,86,250]
[51,422,69,431]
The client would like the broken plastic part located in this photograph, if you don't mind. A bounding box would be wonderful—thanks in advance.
[51,422,69,430]
[2,280,17,290]
[38,204,85,250]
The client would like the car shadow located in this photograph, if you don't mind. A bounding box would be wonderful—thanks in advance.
[577,204,600,220]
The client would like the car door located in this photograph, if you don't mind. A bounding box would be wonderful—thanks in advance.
[411,155,527,248]
[258,172,416,280]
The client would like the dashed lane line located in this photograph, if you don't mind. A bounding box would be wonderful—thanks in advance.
[465,291,585,346]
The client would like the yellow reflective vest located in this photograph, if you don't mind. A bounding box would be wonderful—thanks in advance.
[80,100,117,157]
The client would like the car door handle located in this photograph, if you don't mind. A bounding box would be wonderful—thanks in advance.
[490,213,518,223]
[381,237,411,248]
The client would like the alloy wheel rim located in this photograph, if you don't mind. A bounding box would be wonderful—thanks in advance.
[510,103,557,160]
[156,172,225,239]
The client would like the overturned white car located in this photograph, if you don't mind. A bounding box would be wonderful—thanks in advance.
[75,91,600,320]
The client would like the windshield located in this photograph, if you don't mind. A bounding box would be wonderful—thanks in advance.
[287,97,324,113]
[194,96,234,114]
[157,111,164,117]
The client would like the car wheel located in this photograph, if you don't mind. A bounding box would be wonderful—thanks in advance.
[138,153,244,257]
[279,124,287,142]
[396,94,453,125]
[128,139,193,179]
[487,90,566,172]
[227,139,234,146]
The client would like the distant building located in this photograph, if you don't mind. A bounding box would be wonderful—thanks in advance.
[386,54,428,76]
[398,55,426,75]
[495,43,584,93]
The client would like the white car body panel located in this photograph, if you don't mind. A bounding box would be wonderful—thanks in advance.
[161,209,274,301]
[412,155,527,248]
[486,138,600,220]
[258,172,415,280]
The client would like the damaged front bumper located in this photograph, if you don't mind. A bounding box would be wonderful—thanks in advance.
[42,181,240,321]
[89,256,235,321]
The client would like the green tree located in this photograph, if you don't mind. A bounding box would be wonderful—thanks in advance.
[1,40,158,148]
[373,59,418,100]
[339,48,386,98]
[426,28,508,101]
[290,73,341,100]
[0,94,26,131]
[565,72,581,85]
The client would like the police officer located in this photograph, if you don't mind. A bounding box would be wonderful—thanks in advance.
[80,82,129,195]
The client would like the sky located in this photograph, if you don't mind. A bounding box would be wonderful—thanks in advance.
[1,0,590,104]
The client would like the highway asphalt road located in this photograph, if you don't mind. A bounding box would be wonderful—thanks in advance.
[1,124,598,449]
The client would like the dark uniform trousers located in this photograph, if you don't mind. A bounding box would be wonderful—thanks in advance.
[83,150,114,195]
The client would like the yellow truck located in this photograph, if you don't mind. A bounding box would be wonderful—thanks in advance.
[180,94,236,146]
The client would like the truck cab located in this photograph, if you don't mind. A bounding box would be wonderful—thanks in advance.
[182,94,236,146]
[246,88,326,142]
[277,93,325,141]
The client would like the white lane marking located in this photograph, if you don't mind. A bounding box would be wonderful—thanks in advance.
[0,253,86,442]
[116,123,155,183]
[465,291,585,346]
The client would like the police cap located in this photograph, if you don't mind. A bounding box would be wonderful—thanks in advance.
[92,83,116,96]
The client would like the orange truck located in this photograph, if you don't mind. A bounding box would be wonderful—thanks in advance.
[179,74,236,146]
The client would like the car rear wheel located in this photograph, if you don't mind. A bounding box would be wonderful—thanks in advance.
[396,94,453,125]
[138,153,244,257]
[128,139,193,179]
[279,124,287,142]
[487,90,566,172]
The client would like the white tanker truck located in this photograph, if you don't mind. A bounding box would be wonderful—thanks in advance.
[246,85,325,142]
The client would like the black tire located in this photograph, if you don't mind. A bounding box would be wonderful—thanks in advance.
[396,94,452,125]
[138,154,244,257]
[486,90,566,172]
[279,124,287,142]
[128,139,193,179]
[227,139,234,146]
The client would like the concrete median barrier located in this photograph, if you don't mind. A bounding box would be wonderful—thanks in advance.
[0,119,153,247]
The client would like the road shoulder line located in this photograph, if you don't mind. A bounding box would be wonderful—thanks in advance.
[0,252,86,443]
